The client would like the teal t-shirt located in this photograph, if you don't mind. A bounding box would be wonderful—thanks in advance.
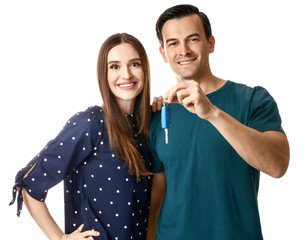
[149,81,284,240]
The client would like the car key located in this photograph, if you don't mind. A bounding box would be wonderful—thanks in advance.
[161,104,171,144]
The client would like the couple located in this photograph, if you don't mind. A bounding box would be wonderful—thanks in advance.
[10,4,289,240]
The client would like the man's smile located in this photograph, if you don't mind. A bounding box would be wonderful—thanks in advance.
[177,57,197,65]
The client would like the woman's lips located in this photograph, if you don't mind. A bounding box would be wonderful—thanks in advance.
[117,82,137,89]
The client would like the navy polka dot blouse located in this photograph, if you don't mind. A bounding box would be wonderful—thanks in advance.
[10,106,152,240]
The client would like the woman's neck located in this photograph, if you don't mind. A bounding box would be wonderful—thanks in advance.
[117,100,135,115]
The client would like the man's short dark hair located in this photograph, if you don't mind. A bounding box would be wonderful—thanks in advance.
[156,4,212,46]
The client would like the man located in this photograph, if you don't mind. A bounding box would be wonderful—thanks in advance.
[147,4,289,240]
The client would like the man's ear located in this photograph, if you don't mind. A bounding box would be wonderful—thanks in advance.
[208,35,215,53]
[159,46,169,63]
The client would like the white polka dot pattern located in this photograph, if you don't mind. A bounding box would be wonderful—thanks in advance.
[11,106,152,239]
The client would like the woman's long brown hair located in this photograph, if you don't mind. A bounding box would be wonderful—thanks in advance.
[97,33,151,180]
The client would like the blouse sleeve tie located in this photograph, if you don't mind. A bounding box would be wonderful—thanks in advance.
[9,180,25,217]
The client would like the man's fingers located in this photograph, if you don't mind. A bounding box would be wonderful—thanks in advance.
[176,89,191,103]
[164,86,179,103]
[164,81,192,103]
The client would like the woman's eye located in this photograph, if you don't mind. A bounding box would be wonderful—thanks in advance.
[130,62,141,68]
[110,64,119,69]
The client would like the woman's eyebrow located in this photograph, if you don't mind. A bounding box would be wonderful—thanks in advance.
[108,58,141,64]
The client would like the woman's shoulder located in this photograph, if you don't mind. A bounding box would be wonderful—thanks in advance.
[72,105,103,118]
[66,105,105,130]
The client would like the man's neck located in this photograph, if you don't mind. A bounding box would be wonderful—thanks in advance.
[200,76,227,95]
[177,75,226,95]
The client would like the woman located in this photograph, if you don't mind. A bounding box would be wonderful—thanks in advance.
[10,33,153,240]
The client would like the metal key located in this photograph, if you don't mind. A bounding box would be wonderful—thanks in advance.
[161,104,171,144]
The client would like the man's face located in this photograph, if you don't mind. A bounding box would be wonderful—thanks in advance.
[159,14,215,81]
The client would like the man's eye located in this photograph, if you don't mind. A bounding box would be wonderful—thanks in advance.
[110,64,119,69]
[168,42,177,47]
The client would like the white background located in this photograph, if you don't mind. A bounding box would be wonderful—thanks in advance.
[1,0,304,239]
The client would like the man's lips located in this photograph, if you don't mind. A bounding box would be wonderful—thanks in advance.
[177,57,197,65]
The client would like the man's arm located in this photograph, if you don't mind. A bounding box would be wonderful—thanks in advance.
[164,80,290,178]
[207,108,289,178]
[147,172,167,240]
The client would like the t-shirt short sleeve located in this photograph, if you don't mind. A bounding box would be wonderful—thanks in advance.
[247,86,284,134]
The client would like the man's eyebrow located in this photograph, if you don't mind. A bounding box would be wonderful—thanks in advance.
[187,33,201,39]
[165,38,178,44]
[165,33,201,44]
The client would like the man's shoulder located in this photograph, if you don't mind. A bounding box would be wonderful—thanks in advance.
[150,110,162,134]
[224,81,264,101]
[227,80,255,92]
[151,109,161,122]
[228,80,271,94]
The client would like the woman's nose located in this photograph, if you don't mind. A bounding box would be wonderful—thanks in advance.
[121,66,132,79]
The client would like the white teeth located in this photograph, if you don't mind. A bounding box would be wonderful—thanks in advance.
[179,60,193,64]
[119,83,135,87]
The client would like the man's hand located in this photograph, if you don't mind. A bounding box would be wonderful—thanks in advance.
[163,80,216,120]
[163,80,289,178]
[61,224,100,240]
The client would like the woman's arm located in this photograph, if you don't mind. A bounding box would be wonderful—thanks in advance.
[146,172,167,240]
[22,188,65,239]
[21,163,100,239]
[22,189,100,240]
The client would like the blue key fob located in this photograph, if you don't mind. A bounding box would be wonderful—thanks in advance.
[161,104,171,129]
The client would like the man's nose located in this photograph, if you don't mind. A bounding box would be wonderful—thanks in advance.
[178,42,191,56]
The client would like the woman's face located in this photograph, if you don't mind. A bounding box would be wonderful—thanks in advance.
[107,43,144,112]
